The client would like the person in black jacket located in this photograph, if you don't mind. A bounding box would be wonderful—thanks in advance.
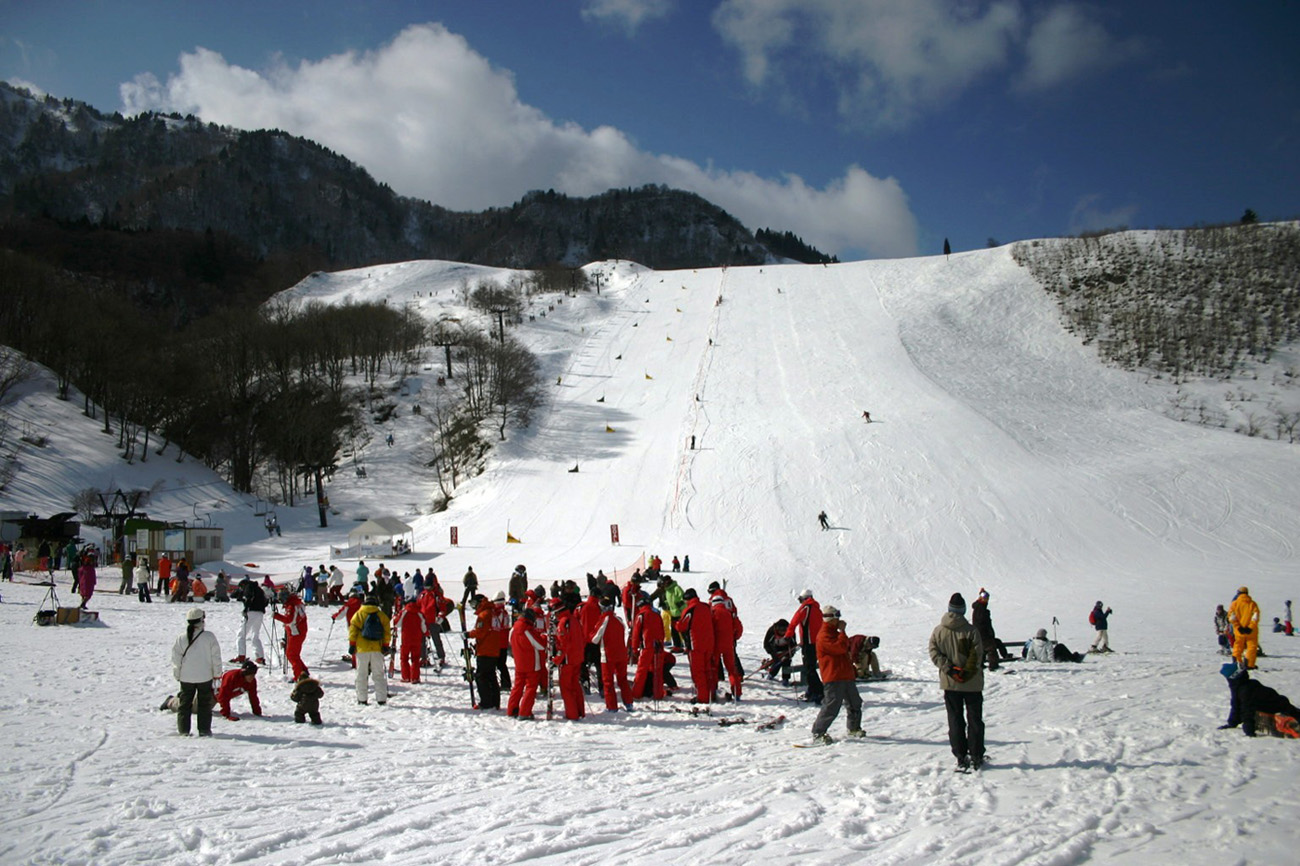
[232,575,268,664]
[762,619,795,683]
[1219,663,1300,737]
[291,670,325,725]
[970,589,1015,671]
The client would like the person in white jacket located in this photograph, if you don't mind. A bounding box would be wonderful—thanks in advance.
[171,607,224,736]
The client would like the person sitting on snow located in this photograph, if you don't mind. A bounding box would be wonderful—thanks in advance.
[1022,628,1086,663]
[1218,663,1300,737]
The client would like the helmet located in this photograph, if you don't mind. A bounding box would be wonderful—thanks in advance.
[186,607,205,622]
[798,589,813,600]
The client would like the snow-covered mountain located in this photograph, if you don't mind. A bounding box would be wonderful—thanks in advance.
[1,245,1297,865]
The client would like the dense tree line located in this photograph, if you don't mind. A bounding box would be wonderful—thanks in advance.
[755,228,838,264]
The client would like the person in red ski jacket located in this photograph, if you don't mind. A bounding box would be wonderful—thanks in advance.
[217,661,263,720]
[785,589,825,704]
[553,596,587,720]
[579,590,604,695]
[708,582,744,700]
[675,588,716,704]
[395,598,428,683]
[631,595,667,700]
[507,608,548,719]
[417,586,448,668]
[468,597,503,709]
[593,598,634,711]
[332,593,363,668]
[273,594,310,680]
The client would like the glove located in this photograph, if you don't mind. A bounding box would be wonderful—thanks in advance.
[381,645,393,655]
[947,666,967,683]
[348,643,356,654]
[1238,627,1252,635]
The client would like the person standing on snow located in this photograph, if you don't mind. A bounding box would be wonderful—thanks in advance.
[507,608,547,719]
[468,596,503,710]
[785,590,825,704]
[554,594,587,720]
[348,594,391,706]
[395,597,428,683]
[273,593,310,681]
[929,592,986,772]
[818,510,830,531]
[592,597,634,712]
[1088,601,1114,653]
[290,670,324,726]
[171,607,224,737]
[232,574,268,665]
[810,606,865,745]
[970,588,1014,670]
[461,566,478,607]
[630,595,668,701]
[675,588,716,704]
[708,582,743,700]
[1229,587,1261,670]
[135,558,152,603]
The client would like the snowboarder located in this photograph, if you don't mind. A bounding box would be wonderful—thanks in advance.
[785,590,825,704]
[809,606,865,744]
[818,510,830,531]
[290,670,324,725]
[1218,663,1300,737]
[929,593,985,771]
[1088,601,1114,653]
[1229,587,1260,670]
[171,608,223,737]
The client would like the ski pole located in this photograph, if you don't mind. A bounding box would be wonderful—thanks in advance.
[320,617,336,665]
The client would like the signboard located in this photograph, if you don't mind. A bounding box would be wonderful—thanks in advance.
[610,524,620,544]
[450,526,459,546]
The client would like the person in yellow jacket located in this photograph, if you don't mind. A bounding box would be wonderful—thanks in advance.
[1229,586,1261,670]
[348,594,392,705]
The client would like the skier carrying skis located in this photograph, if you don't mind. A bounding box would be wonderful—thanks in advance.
[809,606,865,745]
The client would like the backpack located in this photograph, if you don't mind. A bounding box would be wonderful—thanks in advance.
[361,610,384,642]
[1089,610,1098,626]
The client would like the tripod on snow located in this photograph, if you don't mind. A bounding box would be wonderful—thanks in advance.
[33,579,61,624]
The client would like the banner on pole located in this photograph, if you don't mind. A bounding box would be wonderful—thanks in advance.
[450,526,458,546]
[610,524,620,544]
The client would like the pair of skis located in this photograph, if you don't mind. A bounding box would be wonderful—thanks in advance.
[458,603,477,709]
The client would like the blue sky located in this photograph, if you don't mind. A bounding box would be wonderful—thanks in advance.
[2,0,1297,260]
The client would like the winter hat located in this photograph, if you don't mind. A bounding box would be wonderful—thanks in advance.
[1035,628,1048,640]
[708,581,721,592]
[363,594,378,605]
[948,593,966,615]
[683,588,699,600]
[1237,586,1249,596]
[494,591,506,602]
[798,589,813,600]
[822,605,841,619]
[186,607,205,622]
[1219,662,1247,681]
[241,660,259,676]
[978,588,989,601]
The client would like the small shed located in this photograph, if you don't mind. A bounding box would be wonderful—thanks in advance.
[341,517,414,558]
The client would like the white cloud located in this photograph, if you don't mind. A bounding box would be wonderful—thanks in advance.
[1068,193,1139,235]
[581,0,674,35]
[1017,4,1144,92]
[712,0,1142,129]
[119,23,916,259]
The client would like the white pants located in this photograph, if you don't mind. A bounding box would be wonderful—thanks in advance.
[237,611,266,660]
[355,652,388,703]
[1091,629,1109,651]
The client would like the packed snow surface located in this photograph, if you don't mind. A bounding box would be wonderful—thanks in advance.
[1,248,1298,865]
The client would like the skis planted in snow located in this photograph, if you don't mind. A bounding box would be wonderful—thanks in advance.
[458,603,477,709]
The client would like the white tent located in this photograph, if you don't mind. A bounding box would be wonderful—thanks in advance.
[339,517,414,558]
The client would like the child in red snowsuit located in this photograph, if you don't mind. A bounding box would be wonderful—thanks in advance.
[508,608,547,719]
[395,599,428,683]
[273,594,309,680]
[631,596,667,700]
[593,600,634,711]
[217,662,263,720]
[675,589,715,703]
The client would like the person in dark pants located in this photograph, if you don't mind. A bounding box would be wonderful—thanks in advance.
[170,607,223,737]
[785,590,824,704]
[928,592,986,771]
[1219,663,1300,737]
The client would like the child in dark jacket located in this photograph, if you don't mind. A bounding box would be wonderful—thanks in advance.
[290,670,324,725]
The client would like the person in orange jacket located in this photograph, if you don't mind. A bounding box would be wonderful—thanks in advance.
[593,597,634,711]
[468,596,503,709]
[395,597,428,683]
[507,608,548,719]
[553,594,587,720]
[708,582,743,700]
[1229,586,1262,670]
[809,606,864,744]
[675,588,715,704]
[273,593,310,680]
